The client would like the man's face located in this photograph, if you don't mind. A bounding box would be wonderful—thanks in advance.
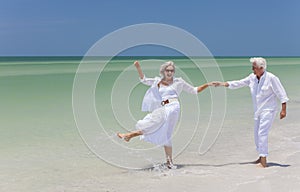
[252,62,264,76]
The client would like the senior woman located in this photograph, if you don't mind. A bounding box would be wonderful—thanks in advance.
[118,60,212,169]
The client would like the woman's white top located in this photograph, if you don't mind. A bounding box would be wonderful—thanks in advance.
[140,75,198,112]
[227,71,289,119]
[158,85,178,101]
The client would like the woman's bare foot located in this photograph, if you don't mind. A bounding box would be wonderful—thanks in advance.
[166,158,177,169]
[117,133,131,142]
[117,131,142,142]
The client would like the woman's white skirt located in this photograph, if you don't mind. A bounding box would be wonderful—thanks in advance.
[136,101,180,147]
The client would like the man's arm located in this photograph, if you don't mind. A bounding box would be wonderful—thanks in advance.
[280,102,287,119]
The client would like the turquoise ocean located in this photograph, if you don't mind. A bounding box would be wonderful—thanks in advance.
[1,57,300,191]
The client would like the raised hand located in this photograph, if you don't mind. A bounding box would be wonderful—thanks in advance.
[134,60,140,68]
[134,60,144,79]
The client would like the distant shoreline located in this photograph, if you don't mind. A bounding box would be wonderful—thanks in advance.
[0,56,300,62]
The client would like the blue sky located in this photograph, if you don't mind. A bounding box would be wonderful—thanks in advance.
[0,0,299,56]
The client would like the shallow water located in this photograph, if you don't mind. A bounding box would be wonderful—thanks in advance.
[1,57,299,191]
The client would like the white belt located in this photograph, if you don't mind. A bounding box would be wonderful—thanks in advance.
[161,98,178,106]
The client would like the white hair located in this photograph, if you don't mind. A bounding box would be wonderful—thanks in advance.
[159,61,175,77]
[250,57,267,70]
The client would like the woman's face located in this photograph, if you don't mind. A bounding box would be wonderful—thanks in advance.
[164,65,175,80]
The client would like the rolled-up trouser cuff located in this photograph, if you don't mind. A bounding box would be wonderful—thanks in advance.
[259,154,268,157]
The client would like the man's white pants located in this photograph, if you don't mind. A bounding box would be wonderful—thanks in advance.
[254,110,277,157]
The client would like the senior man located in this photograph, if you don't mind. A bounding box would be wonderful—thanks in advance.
[214,57,289,168]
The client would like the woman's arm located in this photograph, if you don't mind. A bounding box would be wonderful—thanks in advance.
[134,61,144,79]
[197,82,214,93]
[179,78,214,94]
[134,60,156,86]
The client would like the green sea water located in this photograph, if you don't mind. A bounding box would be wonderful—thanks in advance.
[1,56,299,154]
[1,57,300,191]
[1,56,299,151]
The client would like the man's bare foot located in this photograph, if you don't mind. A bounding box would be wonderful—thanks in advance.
[117,133,130,142]
[258,157,268,168]
[253,157,261,164]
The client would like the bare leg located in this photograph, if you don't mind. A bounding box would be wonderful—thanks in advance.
[164,146,172,161]
[117,130,143,142]
[164,146,177,169]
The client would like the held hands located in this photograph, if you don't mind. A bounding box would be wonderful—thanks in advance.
[207,82,216,86]
[207,81,226,87]
[198,81,225,93]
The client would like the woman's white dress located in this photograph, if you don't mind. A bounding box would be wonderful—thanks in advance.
[136,75,198,147]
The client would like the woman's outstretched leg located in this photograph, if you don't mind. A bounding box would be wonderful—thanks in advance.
[117,130,143,142]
